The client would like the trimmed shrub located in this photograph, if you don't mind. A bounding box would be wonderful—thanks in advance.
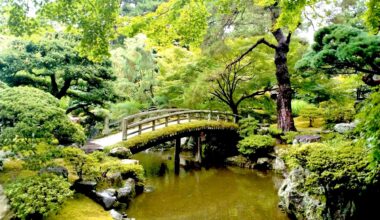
[238,118,259,137]
[237,135,275,159]
[5,174,73,219]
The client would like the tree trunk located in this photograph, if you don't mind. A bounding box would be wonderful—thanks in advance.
[273,31,296,132]
[230,104,239,122]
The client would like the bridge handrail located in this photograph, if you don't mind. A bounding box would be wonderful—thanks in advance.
[122,110,240,140]
[108,108,188,128]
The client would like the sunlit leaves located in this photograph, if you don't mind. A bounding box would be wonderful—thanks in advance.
[363,0,380,34]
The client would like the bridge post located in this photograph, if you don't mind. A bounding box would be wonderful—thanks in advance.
[177,115,180,124]
[138,124,142,135]
[152,120,156,131]
[122,119,128,140]
[175,137,181,175]
[165,117,169,127]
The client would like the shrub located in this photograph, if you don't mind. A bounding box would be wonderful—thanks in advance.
[282,142,380,195]
[5,174,73,219]
[320,101,355,128]
[299,106,323,127]
[281,131,299,144]
[238,118,259,137]
[292,100,314,117]
[237,135,275,159]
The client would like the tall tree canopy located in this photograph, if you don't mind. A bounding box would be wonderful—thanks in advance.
[2,0,121,60]
[0,34,117,116]
[296,25,380,86]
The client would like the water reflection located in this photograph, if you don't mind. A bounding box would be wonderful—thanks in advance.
[128,149,289,220]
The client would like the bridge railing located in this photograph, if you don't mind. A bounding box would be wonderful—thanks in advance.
[122,110,239,140]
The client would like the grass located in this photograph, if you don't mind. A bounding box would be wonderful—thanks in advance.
[47,193,112,220]
[110,120,238,150]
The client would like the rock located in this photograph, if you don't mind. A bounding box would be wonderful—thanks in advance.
[273,157,286,172]
[120,159,139,165]
[278,167,326,220]
[293,135,321,145]
[334,122,357,134]
[109,147,132,159]
[38,166,69,179]
[95,189,117,210]
[73,181,97,195]
[110,209,123,220]
[108,172,123,186]
[0,185,10,220]
[117,178,136,202]
[254,157,271,170]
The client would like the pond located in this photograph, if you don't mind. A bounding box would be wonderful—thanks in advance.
[127,149,289,220]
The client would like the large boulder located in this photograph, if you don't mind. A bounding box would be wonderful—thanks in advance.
[272,157,286,172]
[278,167,326,220]
[72,180,97,195]
[0,185,10,220]
[110,209,123,220]
[116,178,136,203]
[95,189,117,210]
[334,122,357,134]
[38,166,69,179]
[109,147,132,159]
[293,135,321,145]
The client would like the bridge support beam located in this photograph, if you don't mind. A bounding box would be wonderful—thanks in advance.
[174,137,181,175]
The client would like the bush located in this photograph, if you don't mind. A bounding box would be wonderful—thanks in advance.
[238,118,259,137]
[282,142,380,195]
[237,135,275,159]
[281,131,299,144]
[299,106,323,127]
[320,101,355,128]
[5,174,73,219]
[292,100,314,117]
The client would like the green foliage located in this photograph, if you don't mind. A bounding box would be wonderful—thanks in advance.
[320,101,355,128]
[299,106,323,127]
[62,147,97,181]
[120,0,165,17]
[0,34,117,117]
[364,0,380,33]
[0,87,85,156]
[5,174,73,219]
[283,142,380,196]
[291,100,314,117]
[122,0,209,48]
[281,131,299,144]
[237,135,275,159]
[4,0,120,60]
[356,93,380,161]
[110,35,158,104]
[238,118,259,138]
[296,25,380,86]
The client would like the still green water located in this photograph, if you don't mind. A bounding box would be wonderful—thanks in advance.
[128,150,289,220]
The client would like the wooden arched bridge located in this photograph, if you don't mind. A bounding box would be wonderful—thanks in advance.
[87,109,239,152]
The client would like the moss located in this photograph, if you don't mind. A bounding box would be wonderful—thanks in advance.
[110,120,238,150]
[47,193,112,220]
[0,160,36,186]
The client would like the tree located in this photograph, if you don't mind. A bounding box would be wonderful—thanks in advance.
[296,25,380,86]
[2,0,121,60]
[111,34,158,104]
[5,174,73,220]
[0,87,85,155]
[211,61,273,116]
[0,34,117,116]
